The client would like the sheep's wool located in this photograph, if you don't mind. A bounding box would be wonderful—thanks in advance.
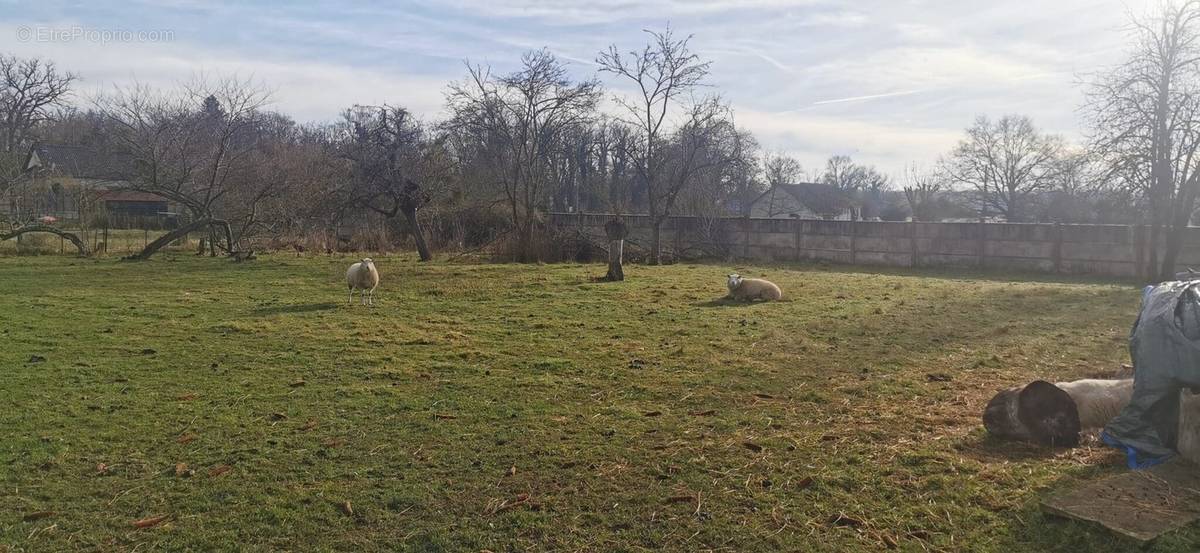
[1055,379,1134,430]
[726,274,782,301]
[346,259,380,305]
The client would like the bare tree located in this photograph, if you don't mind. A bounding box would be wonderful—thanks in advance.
[945,114,1064,222]
[598,26,711,264]
[447,49,601,262]
[337,105,446,261]
[761,151,804,188]
[594,118,637,213]
[0,150,27,226]
[216,112,346,252]
[0,55,76,153]
[902,164,945,222]
[748,151,802,218]
[818,155,890,219]
[95,77,271,259]
[668,99,755,218]
[820,155,860,191]
[1086,1,1200,280]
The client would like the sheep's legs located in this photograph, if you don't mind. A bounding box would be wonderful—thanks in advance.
[348,288,354,305]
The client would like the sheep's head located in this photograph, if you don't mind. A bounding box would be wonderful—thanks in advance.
[361,258,374,266]
[727,274,742,290]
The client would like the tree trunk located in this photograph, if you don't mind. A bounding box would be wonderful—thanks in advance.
[1161,177,1200,280]
[402,208,432,262]
[517,224,534,263]
[1149,221,1163,281]
[606,239,625,281]
[127,218,223,261]
[604,216,627,281]
[0,225,89,256]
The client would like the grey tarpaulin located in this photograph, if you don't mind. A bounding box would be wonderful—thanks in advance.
[1103,280,1200,459]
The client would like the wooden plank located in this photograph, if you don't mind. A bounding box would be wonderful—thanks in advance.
[1041,459,1200,543]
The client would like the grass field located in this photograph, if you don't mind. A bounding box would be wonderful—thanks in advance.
[0,254,1192,552]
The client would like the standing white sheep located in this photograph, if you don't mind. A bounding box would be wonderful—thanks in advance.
[346,258,380,306]
[726,273,783,301]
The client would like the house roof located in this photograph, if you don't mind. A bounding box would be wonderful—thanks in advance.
[752,182,858,217]
[95,190,168,203]
[26,144,134,181]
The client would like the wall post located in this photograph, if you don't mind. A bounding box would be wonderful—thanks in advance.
[1133,224,1147,281]
[743,216,751,259]
[1052,223,1064,274]
[794,218,802,262]
[977,220,987,268]
[909,220,919,268]
[849,219,858,265]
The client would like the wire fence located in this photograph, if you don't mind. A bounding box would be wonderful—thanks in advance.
[0,225,195,256]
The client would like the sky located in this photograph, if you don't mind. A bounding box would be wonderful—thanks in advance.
[0,0,1157,176]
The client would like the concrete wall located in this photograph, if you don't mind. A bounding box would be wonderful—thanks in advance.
[552,213,1200,278]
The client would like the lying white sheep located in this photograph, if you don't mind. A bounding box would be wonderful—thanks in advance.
[726,273,783,301]
[346,258,379,306]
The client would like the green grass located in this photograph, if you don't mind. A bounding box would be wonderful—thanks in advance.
[0,254,1192,552]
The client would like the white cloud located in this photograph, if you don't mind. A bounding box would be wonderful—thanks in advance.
[0,0,1167,173]
[0,22,452,122]
[736,107,963,174]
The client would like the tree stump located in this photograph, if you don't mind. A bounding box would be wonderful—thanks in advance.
[604,217,628,282]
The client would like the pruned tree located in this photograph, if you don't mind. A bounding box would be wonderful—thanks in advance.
[603,216,627,281]
[94,77,271,259]
[1086,0,1200,280]
[945,114,1064,222]
[598,26,711,264]
[0,54,76,153]
[446,49,601,262]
